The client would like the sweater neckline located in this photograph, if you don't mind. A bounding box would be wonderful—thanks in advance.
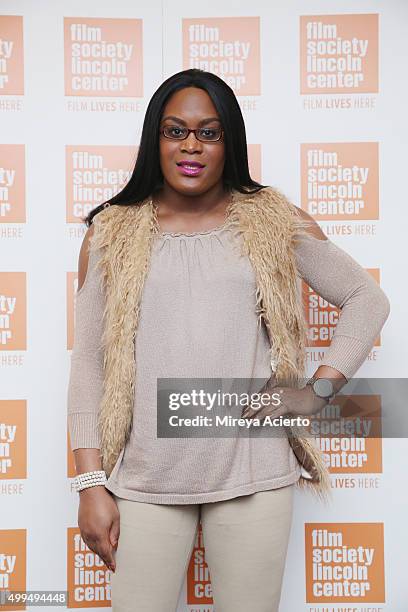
[152,189,235,237]
[158,224,230,237]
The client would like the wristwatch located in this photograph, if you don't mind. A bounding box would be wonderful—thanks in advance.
[305,376,336,403]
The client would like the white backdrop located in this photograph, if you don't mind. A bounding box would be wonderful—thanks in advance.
[0,1,407,610]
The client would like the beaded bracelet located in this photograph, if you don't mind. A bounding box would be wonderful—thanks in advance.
[74,470,107,492]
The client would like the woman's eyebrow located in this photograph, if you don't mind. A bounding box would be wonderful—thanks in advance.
[161,115,221,125]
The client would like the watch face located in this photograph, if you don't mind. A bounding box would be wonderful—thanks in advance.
[313,378,334,398]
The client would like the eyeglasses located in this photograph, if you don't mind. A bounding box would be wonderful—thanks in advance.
[160,125,223,142]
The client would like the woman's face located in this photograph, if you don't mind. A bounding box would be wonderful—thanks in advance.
[158,87,226,196]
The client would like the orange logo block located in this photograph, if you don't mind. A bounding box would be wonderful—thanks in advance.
[65,145,136,223]
[66,271,78,351]
[0,16,24,95]
[67,528,111,608]
[305,523,385,603]
[314,395,382,474]
[303,268,381,348]
[64,18,143,98]
[300,14,379,94]
[0,273,26,350]
[0,145,25,223]
[0,530,26,610]
[0,400,26,479]
[67,429,76,479]
[182,17,260,95]
[300,142,379,220]
[186,522,213,605]
[247,144,262,184]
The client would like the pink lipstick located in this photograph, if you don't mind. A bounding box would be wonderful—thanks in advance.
[176,161,205,177]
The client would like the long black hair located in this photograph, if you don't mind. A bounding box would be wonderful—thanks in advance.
[83,68,268,226]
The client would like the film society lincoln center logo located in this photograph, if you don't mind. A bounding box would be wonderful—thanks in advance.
[300,142,379,221]
[0,530,26,604]
[0,271,26,351]
[313,396,382,477]
[300,14,379,94]
[0,144,26,223]
[0,400,26,480]
[305,523,385,603]
[0,15,24,95]
[182,17,260,95]
[64,18,143,98]
[67,528,111,607]
[65,145,136,223]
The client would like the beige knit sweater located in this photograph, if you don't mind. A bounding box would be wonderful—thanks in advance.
[67,225,390,503]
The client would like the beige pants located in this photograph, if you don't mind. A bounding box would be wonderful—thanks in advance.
[110,484,294,612]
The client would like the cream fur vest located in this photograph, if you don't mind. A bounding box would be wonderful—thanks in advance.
[88,185,332,502]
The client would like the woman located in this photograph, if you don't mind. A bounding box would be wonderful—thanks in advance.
[67,69,390,611]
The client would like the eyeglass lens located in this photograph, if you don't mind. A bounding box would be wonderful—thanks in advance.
[163,126,222,141]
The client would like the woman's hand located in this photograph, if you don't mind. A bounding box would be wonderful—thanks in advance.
[78,487,120,573]
[241,384,329,421]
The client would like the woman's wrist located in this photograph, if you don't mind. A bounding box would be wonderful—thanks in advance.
[302,384,330,412]
[73,448,103,474]
[74,469,107,492]
[79,485,108,498]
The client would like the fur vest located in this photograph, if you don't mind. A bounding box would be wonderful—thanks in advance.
[88,185,332,502]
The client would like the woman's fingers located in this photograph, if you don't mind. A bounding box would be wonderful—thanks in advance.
[82,531,116,572]
[109,518,120,572]
[101,533,117,572]
[110,520,120,549]
[243,402,288,421]
[99,535,116,572]
[241,387,292,420]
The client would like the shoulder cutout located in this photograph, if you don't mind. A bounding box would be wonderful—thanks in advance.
[292,205,328,240]
[77,225,95,292]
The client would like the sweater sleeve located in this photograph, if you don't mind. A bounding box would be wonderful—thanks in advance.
[294,234,390,380]
[67,246,105,450]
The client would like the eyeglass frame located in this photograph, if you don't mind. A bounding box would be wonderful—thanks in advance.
[159,125,224,143]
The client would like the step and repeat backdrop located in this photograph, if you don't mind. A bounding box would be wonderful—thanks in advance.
[1,1,406,610]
